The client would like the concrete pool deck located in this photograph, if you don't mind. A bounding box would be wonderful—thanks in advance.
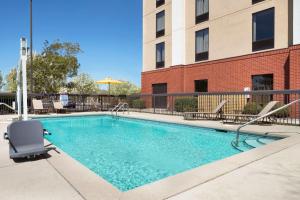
[0,112,300,200]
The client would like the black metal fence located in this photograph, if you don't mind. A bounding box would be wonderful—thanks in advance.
[1,90,300,125]
[127,90,300,126]
[0,93,16,114]
[0,93,127,114]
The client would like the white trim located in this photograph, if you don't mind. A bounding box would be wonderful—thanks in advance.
[172,0,186,65]
[294,0,300,45]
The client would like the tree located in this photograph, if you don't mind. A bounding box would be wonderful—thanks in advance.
[5,41,81,94]
[30,40,81,93]
[6,68,17,92]
[69,73,100,94]
[0,70,4,90]
[110,81,141,95]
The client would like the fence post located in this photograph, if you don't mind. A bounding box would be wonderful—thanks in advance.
[171,95,174,115]
[153,94,156,114]
[82,95,85,112]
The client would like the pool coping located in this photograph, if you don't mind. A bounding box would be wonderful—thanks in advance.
[33,113,300,200]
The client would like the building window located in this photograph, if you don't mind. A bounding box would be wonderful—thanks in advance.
[252,74,273,90]
[252,0,265,4]
[252,74,273,103]
[152,83,167,108]
[156,42,165,68]
[252,8,274,51]
[195,28,209,61]
[156,11,165,38]
[156,0,165,8]
[196,0,209,24]
[195,80,208,92]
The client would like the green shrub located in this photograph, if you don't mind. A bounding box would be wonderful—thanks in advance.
[174,97,198,112]
[131,99,146,109]
[242,102,262,115]
[271,102,289,118]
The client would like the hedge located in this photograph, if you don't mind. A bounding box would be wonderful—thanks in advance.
[242,102,262,115]
[131,99,146,109]
[271,102,289,118]
[174,97,198,112]
[242,102,289,118]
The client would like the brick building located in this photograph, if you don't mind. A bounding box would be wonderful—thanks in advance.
[142,0,300,95]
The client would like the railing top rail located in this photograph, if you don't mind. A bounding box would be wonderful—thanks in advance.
[234,99,300,146]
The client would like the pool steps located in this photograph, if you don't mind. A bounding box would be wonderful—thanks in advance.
[233,136,275,152]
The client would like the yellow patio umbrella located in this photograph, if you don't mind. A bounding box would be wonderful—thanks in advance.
[96,77,123,95]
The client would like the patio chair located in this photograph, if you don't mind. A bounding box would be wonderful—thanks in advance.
[223,101,279,124]
[3,120,55,159]
[89,98,101,111]
[53,101,67,113]
[184,100,227,120]
[32,99,48,114]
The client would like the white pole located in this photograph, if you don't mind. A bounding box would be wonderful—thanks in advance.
[20,38,28,120]
[16,60,22,119]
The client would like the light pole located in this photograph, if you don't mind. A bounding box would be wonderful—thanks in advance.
[30,0,33,93]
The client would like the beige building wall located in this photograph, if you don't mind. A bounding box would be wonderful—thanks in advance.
[143,0,172,72]
[143,0,290,71]
[185,0,289,65]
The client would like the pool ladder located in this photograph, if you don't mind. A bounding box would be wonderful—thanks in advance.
[233,99,300,148]
[111,103,129,116]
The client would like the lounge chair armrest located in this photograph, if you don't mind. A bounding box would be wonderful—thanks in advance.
[3,132,8,140]
[45,146,59,154]
[46,146,56,151]
[43,129,52,136]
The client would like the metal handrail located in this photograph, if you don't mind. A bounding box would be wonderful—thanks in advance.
[115,103,129,116]
[111,103,123,112]
[0,103,16,113]
[234,99,300,146]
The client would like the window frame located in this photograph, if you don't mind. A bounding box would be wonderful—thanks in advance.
[156,0,165,8]
[252,0,265,4]
[156,11,165,38]
[252,74,274,91]
[195,28,209,62]
[156,42,165,69]
[252,7,275,52]
[195,0,209,24]
[152,83,168,108]
[252,74,274,103]
[194,79,208,93]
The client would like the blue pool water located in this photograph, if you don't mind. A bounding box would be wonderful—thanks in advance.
[39,115,278,191]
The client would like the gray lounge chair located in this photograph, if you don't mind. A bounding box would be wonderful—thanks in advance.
[223,101,279,124]
[184,100,227,120]
[4,120,55,159]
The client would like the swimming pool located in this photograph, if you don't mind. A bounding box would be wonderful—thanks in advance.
[39,115,279,191]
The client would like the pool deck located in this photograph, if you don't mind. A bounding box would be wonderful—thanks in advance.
[0,112,300,200]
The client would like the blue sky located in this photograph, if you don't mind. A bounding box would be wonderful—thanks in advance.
[0,0,143,86]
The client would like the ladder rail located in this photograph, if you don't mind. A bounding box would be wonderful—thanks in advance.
[111,103,122,112]
[115,103,129,116]
[234,99,300,146]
